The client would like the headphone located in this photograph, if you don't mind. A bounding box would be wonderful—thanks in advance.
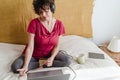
[50,3,55,13]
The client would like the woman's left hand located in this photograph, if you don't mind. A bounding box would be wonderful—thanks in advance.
[46,57,54,67]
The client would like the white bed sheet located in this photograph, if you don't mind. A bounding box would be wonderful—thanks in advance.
[0,35,120,80]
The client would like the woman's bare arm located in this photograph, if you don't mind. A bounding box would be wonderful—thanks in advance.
[23,33,35,68]
[46,36,62,66]
[17,33,35,76]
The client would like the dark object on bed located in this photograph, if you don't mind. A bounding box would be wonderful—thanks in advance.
[88,52,105,59]
[27,69,70,80]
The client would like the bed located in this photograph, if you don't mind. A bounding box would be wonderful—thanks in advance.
[0,35,120,80]
[1,0,120,80]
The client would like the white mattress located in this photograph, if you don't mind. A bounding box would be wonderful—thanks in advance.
[0,35,120,80]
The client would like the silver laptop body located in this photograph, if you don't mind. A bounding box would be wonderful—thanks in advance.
[27,69,70,80]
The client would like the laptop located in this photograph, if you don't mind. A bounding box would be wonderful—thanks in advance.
[27,69,70,80]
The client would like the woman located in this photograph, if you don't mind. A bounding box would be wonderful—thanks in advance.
[11,0,70,76]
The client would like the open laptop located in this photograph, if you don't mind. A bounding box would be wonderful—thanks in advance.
[27,69,70,80]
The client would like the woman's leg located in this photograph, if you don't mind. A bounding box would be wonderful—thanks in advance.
[52,50,71,67]
[11,55,39,73]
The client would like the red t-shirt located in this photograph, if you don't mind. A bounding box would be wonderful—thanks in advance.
[23,18,65,58]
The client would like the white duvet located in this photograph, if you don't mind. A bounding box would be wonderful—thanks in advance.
[0,35,120,80]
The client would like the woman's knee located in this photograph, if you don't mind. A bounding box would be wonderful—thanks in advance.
[59,54,71,66]
[59,59,71,67]
[11,58,24,73]
[64,57,71,66]
[56,51,71,66]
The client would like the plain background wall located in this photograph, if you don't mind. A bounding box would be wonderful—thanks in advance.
[92,0,120,45]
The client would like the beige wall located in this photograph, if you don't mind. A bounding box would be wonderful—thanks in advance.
[55,0,93,37]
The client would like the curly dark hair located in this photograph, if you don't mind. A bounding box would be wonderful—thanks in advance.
[33,0,55,15]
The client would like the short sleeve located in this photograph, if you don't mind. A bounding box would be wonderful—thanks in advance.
[59,21,65,35]
[27,19,36,34]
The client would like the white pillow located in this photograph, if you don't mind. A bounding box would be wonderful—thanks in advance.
[59,35,99,59]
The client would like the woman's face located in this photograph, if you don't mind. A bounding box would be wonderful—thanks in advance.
[39,6,52,21]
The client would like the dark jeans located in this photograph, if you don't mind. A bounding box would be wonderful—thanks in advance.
[11,50,71,73]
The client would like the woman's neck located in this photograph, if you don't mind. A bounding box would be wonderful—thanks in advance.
[38,17,56,32]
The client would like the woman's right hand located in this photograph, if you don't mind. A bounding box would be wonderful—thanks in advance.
[17,67,28,76]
